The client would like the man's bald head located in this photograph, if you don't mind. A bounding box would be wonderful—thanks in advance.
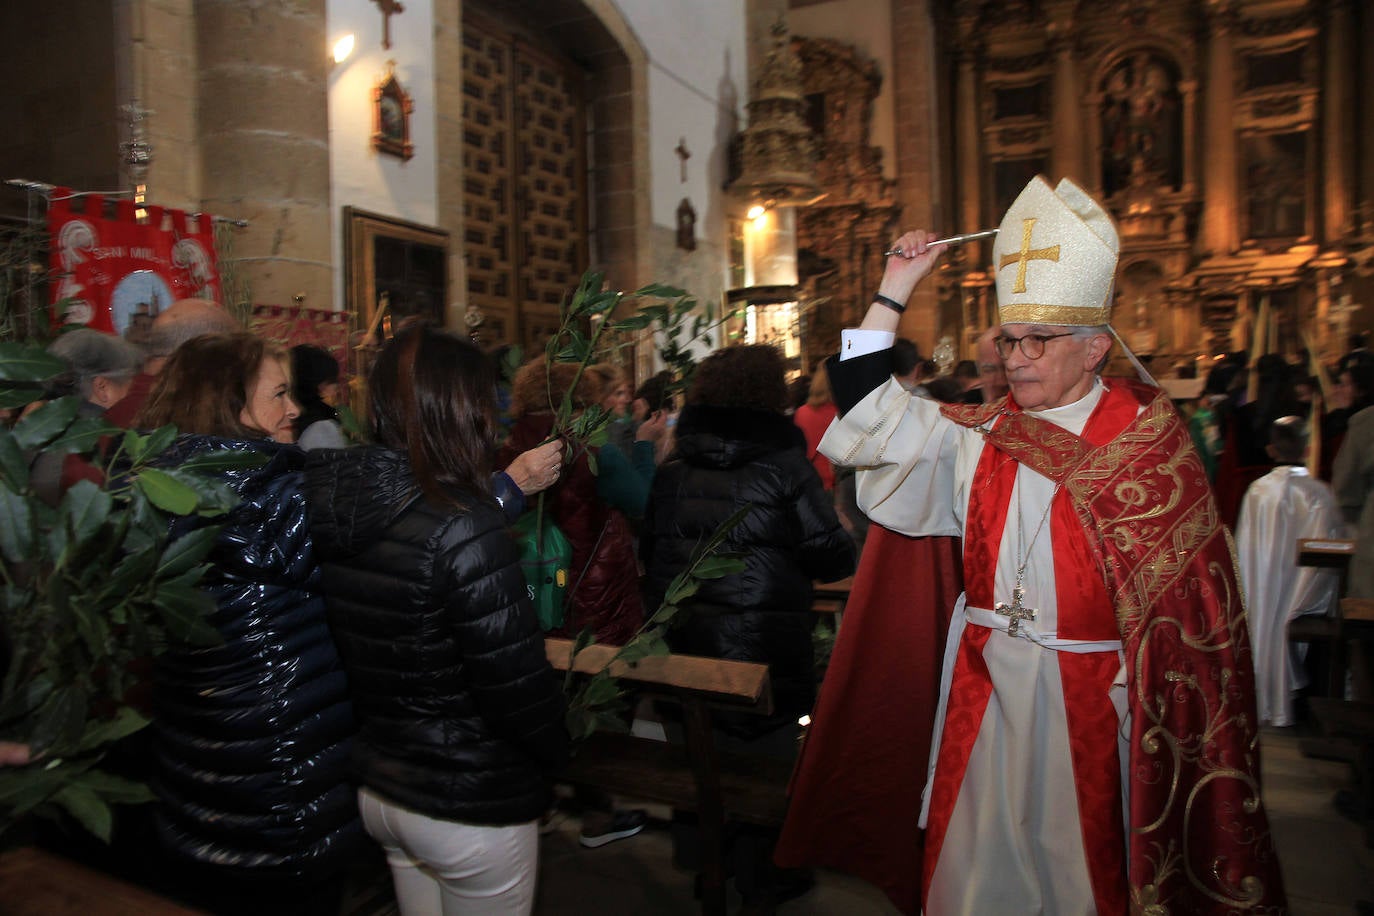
[145,299,240,373]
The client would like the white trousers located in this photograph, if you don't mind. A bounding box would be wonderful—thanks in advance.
[359,788,540,916]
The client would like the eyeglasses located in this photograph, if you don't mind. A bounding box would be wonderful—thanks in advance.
[993,332,1075,361]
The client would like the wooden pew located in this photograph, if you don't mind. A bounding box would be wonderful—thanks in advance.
[1292,539,1356,697]
[0,847,204,915]
[545,638,794,915]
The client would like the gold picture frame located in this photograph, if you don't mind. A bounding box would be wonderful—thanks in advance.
[373,61,414,161]
[344,207,448,346]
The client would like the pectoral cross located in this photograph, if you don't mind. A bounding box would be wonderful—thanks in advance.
[995,584,1037,637]
[998,218,1060,294]
[675,137,691,183]
[372,0,405,50]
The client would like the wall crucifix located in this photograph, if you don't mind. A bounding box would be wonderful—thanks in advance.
[675,137,691,183]
[371,0,405,50]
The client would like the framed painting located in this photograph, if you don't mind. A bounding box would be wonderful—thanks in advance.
[344,207,448,348]
[373,61,415,161]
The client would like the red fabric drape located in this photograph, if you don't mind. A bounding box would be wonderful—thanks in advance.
[774,528,962,915]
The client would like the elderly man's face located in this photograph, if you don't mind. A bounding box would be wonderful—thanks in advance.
[998,323,1111,411]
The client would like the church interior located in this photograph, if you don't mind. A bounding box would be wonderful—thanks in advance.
[2,0,1374,912]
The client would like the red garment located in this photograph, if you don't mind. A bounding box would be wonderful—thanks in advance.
[103,370,155,429]
[59,371,158,493]
[934,380,1286,913]
[773,528,961,915]
[792,402,837,489]
[503,412,643,645]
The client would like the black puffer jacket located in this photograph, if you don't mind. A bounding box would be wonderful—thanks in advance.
[151,436,364,883]
[641,406,855,737]
[303,446,569,824]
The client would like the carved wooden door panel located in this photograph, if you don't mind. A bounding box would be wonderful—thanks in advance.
[461,13,587,351]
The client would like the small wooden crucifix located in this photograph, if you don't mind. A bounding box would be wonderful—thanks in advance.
[674,137,691,183]
[994,584,1037,637]
[371,0,405,50]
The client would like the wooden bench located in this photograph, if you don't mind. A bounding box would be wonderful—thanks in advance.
[545,638,794,915]
[1292,539,1356,697]
[0,847,204,915]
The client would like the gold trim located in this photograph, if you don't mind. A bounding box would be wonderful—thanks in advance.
[997,303,1112,326]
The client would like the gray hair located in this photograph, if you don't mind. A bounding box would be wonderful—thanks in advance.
[1071,324,1113,373]
[49,329,145,399]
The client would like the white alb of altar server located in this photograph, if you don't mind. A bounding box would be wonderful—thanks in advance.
[1236,456,1347,727]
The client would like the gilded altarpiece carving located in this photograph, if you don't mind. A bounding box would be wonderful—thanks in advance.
[941,0,1360,367]
[794,38,898,373]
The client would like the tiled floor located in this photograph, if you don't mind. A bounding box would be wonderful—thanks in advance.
[528,727,1373,915]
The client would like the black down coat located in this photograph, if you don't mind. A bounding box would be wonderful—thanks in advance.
[303,446,569,825]
[640,406,856,738]
[151,436,364,884]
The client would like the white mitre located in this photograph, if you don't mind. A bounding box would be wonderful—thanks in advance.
[993,176,1120,327]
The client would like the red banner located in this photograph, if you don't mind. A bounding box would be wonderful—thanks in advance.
[251,304,353,377]
[47,189,221,336]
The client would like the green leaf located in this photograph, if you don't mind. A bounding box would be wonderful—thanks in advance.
[0,384,45,409]
[633,283,688,300]
[104,548,158,598]
[0,435,26,497]
[59,480,112,543]
[52,782,113,843]
[0,487,33,562]
[153,582,222,647]
[0,344,65,382]
[663,579,700,604]
[690,556,747,579]
[139,425,178,462]
[581,674,622,706]
[73,708,150,753]
[134,468,200,515]
[647,603,679,626]
[0,676,54,726]
[43,417,114,456]
[70,768,155,806]
[157,526,219,579]
[606,314,654,332]
[29,685,87,755]
[160,469,238,515]
[177,449,269,473]
[10,397,81,450]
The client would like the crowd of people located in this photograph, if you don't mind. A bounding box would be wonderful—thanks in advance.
[8,172,1374,915]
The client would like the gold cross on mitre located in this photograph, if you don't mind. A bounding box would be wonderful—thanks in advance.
[994,584,1037,637]
[998,217,1060,294]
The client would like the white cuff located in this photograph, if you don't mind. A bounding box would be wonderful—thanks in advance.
[840,329,895,360]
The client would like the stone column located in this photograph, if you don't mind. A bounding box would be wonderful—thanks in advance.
[195,0,332,308]
[1178,79,1198,192]
[954,41,982,235]
[891,0,943,349]
[1323,0,1355,240]
[1200,1,1239,256]
[1081,91,1104,197]
[1362,2,1374,222]
[1046,14,1081,184]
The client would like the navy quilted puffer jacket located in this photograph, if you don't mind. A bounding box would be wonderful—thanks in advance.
[151,435,365,883]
